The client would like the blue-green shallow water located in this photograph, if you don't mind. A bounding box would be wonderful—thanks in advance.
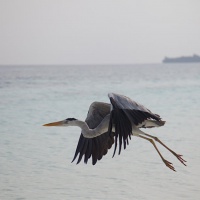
[0,64,200,200]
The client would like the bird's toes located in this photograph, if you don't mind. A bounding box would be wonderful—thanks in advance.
[163,159,176,172]
[176,154,187,166]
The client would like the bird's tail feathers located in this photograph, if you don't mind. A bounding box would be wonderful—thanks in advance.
[140,120,166,128]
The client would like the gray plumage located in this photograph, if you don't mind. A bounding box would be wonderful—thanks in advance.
[44,93,186,171]
[72,102,114,165]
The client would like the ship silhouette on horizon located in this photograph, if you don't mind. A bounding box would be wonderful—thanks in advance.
[163,54,200,63]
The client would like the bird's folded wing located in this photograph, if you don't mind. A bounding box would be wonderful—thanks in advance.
[72,102,114,165]
[108,93,161,157]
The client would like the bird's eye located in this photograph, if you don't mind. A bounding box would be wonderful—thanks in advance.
[66,118,77,121]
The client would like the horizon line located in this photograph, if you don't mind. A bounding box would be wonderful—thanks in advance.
[0,62,161,66]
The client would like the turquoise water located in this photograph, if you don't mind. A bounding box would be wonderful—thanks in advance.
[0,64,200,199]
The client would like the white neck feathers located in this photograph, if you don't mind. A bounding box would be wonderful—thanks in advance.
[74,115,110,138]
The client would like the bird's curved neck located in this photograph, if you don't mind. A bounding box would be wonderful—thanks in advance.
[74,120,95,138]
[75,115,110,138]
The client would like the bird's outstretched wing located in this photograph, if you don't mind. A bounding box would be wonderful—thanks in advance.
[72,102,114,165]
[108,93,161,157]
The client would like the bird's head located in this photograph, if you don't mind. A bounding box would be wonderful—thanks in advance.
[43,118,78,127]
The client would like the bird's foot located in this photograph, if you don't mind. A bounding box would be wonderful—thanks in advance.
[163,159,176,172]
[173,153,187,166]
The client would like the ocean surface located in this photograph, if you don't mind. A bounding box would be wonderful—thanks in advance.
[0,63,200,200]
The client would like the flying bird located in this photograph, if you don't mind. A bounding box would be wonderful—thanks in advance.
[43,93,186,171]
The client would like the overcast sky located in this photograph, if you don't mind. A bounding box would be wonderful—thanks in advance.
[0,0,200,65]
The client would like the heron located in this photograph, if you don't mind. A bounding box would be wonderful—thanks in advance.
[43,93,186,171]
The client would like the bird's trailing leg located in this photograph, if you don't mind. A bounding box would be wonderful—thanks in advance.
[141,133,187,166]
[138,135,176,171]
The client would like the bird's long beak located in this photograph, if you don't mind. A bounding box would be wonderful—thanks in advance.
[43,120,64,126]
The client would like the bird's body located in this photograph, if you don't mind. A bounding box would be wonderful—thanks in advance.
[43,93,186,171]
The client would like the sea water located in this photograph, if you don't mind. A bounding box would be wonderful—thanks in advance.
[0,64,200,199]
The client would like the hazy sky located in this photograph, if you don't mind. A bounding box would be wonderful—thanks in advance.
[1,0,200,65]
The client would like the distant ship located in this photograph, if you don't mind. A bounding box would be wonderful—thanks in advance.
[163,54,200,63]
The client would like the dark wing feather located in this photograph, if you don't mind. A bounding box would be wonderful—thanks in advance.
[108,93,161,157]
[72,102,114,165]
